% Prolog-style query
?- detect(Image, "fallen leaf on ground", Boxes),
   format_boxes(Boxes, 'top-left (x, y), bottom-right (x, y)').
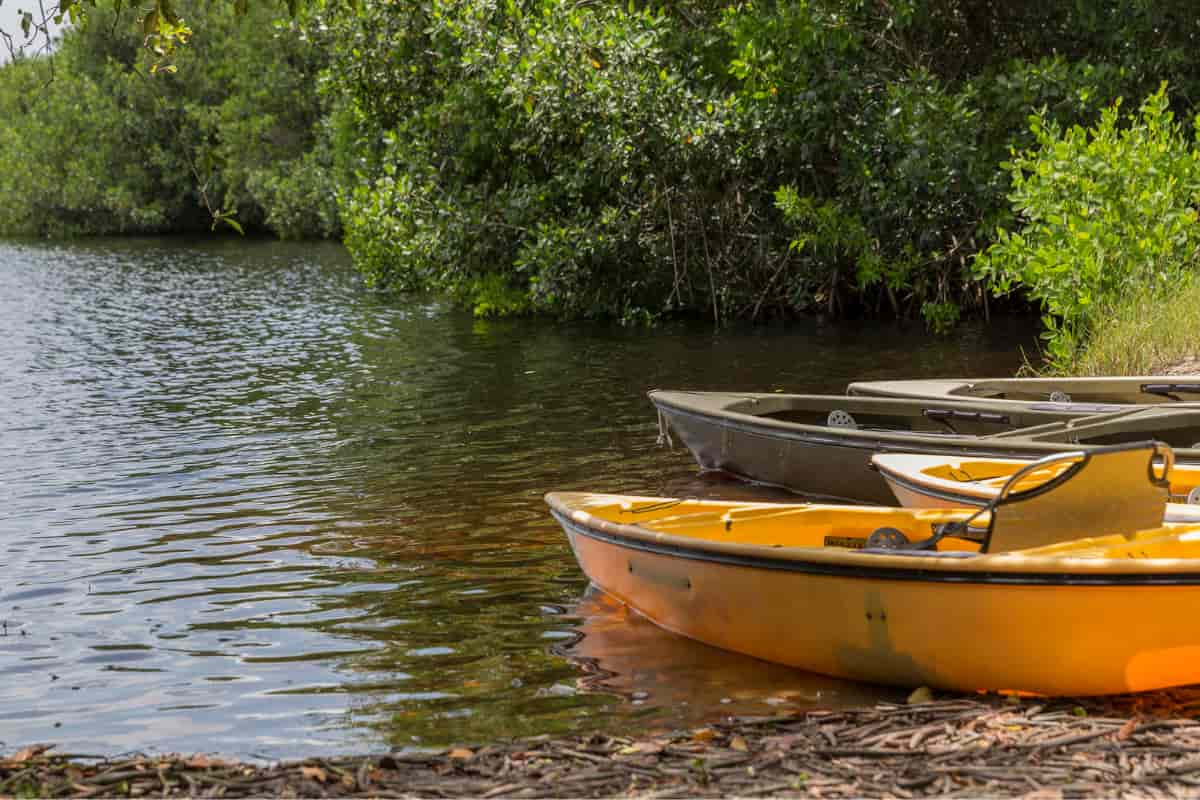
top-left (1117, 718), bottom-right (1139, 741)
top-left (1020, 789), bottom-right (1063, 800)
top-left (907, 686), bottom-right (933, 704)
top-left (729, 735), bottom-right (749, 752)
top-left (763, 734), bottom-right (806, 751)
top-left (13, 744), bottom-right (53, 762)
top-left (692, 728), bottom-right (716, 742)
top-left (449, 748), bottom-right (474, 760)
top-left (300, 765), bottom-right (328, 783)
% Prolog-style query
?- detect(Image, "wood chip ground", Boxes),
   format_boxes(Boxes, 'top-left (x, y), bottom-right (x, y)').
top-left (6, 690), bottom-right (1200, 797)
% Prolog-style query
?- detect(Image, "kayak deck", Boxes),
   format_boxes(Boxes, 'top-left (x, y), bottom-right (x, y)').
top-left (571, 495), bottom-right (986, 552)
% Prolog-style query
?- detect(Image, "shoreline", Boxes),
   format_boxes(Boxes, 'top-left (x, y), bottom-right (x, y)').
top-left (6, 692), bottom-right (1200, 797)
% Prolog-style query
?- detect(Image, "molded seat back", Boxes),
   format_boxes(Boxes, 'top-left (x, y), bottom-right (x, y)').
top-left (984, 441), bottom-right (1170, 553)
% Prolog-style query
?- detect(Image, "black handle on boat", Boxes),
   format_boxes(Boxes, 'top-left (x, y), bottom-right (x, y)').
top-left (1142, 383), bottom-right (1200, 400)
top-left (992, 450), bottom-right (1089, 505)
top-left (923, 408), bottom-right (1011, 425)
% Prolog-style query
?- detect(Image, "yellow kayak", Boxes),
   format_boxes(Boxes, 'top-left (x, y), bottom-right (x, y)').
top-left (872, 452), bottom-right (1200, 523)
top-left (547, 442), bottom-right (1200, 696)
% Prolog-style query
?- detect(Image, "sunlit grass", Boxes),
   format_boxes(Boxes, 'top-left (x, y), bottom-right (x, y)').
top-left (1050, 277), bottom-right (1200, 376)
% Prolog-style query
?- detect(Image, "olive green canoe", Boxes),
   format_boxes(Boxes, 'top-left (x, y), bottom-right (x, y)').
top-left (846, 376), bottom-right (1200, 405)
top-left (649, 390), bottom-right (1200, 503)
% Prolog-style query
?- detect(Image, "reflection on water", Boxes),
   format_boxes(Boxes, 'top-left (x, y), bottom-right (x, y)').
top-left (0, 238), bottom-right (1033, 758)
top-left (565, 590), bottom-right (904, 731)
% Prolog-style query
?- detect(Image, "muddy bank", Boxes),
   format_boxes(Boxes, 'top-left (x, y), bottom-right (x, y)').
top-left (1163, 359), bottom-right (1200, 376)
top-left (6, 691), bottom-right (1200, 797)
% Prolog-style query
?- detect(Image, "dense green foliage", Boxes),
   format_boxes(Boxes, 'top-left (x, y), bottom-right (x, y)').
top-left (7, 0), bottom-right (1200, 337)
top-left (329, 0), bottom-right (1200, 323)
top-left (0, 2), bottom-right (339, 237)
top-left (977, 86), bottom-right (1200, 369)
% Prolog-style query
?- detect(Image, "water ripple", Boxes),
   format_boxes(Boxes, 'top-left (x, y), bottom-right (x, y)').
top-left (0, 238), bottom-right (1034, 758)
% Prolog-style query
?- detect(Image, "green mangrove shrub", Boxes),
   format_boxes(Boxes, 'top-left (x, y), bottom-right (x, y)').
top-left (336, 0), bottom-right (745, 321)
top-left (0, 2), bottom-right (339, 238)
top-left (975, 85), bottom-right (1200, 368)
top-left (335, 0), bottom-right (1197, 326)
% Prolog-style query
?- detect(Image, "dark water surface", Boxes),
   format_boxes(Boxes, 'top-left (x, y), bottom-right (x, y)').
top-left (0, 239), bottom-right (1034, 758)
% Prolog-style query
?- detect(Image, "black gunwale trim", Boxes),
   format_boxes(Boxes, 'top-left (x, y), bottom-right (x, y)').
top-left (552, 509), bottom-right (1200, 587)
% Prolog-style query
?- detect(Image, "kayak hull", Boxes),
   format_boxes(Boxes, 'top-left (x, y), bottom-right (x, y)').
top-left (549, 492), bottom-right (1200, 696)
top-left (660, 398), bottom-right (904, 503)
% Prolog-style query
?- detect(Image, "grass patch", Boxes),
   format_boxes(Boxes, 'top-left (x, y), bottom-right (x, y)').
top-left (1045, 277), bottom-right (1200, 376)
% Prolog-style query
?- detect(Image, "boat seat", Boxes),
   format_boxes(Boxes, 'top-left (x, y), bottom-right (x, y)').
top-left (862, 441), bottom-right (1172, 555)
top-left (981, 441), bottom-right (1170, 553)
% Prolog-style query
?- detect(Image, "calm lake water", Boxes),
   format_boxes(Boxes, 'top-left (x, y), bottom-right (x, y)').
top-left (0, 239), bottom-right (1034, 759)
